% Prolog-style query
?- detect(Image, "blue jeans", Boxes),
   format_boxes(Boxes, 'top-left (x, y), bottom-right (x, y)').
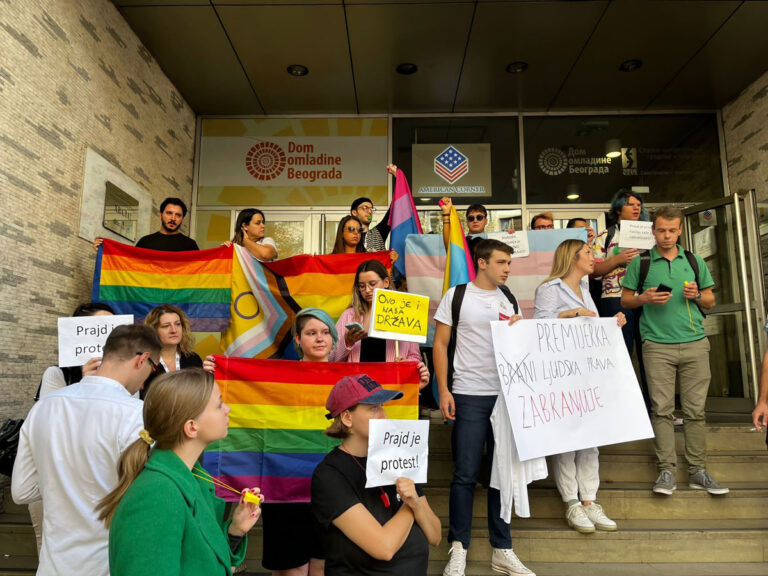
top-left (449, 393), bottom-right (511, 549)
top-left (600, 297), bottom-right (650, 411)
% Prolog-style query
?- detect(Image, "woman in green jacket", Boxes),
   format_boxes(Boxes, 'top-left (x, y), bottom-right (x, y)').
top-left (97, 368), bottom-right (262, 576)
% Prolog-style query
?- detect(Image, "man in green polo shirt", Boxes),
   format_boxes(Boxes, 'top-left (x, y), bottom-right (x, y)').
top-left (621, 206), bottom-right (728, 497)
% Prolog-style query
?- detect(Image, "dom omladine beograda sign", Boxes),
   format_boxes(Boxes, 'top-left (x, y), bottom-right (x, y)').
top-left (491, 318), bottom-right (653, 461)
top-left (58, 315), bottom-right (134, 367)
top-left (368, 289), bottom-right (429, 344)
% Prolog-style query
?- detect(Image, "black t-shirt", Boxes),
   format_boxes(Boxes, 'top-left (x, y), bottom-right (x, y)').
top-left (360, 337), bottom-right (387, 362)
top-left (135, 231), bottom-right (199, 251)
top-left (311, 448), bottom-right (428, 576)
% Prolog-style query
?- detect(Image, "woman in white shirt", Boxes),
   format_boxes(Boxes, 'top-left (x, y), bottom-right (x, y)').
top-left (534, 239), bottom-right (626, 534)
top-left (232, 208), bottom-right (278, 262)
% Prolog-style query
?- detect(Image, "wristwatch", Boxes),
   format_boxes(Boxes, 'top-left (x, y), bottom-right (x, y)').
top-left (694, 291), bottom-right (702, 301)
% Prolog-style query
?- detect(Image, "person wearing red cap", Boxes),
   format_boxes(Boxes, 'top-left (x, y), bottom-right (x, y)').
top-left (311, 375), bottom-right (441, 576)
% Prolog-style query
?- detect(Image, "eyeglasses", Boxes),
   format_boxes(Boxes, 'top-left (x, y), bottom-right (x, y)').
top-left (137, 352), bottom-right (158, 373)
top-left (357, 205), bottom-right (375, 213)
top-left (534, 224), bottom-right (554, 230)
top-left (466, 214), bottom-right (485, 222)
top-left (357, 281), bottom-right (382, 293)
top-left (345, 226), bottom-right (364, 233)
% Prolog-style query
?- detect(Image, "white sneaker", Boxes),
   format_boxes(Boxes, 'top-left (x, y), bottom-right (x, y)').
top-left (491, 547), bottom-right (535, 576)
top-left (583, 502), bottom-right (617, 531)
top-left (565, 502), bottom-right (595, 534)
top-left (443, 541), bottom-right (467, 576)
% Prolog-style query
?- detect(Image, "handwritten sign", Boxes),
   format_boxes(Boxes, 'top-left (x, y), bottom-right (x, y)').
top-left (487, 231), bottom-right (530, 258)
top-left (58, 315), bottom-right (134, 367)
top-left (491, 318), bottom-right (652, 461)
top-left (618, 220), bottom-right (655, 250)
top-left (365, 419), bottom-right (430, 488)
top-left (368, 288), bottom-right (429, 343)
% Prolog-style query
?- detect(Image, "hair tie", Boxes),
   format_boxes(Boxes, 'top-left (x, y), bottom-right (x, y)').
top-left (139, 429), bottom-right (154, 445)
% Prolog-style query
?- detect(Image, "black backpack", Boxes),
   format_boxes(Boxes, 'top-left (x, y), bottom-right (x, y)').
top-left (446, 283), bottom-right (519, 391)
top-left (637, 250), bottom-right (706, 316)
top-left (0, 419), bottom-right (24, 477)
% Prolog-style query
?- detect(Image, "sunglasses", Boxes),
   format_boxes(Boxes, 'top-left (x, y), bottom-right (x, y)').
top-left (346, 226), bottom-right (364, 233)
top-left (466, 215), bottom-right (485, 222)
top-left (137, 352), bottom-right (158, 373)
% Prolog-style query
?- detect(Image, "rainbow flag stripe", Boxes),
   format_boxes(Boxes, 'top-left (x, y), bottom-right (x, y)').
top-left (92, 239), bottom-right (233, 331)
top-left (201, 356), bottom-right (420, 503)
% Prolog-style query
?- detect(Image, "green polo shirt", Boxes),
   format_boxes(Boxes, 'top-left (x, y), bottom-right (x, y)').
top-left (622, 245), bottom-right (714, 344)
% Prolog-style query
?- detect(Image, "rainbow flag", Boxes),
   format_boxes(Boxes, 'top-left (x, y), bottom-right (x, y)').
top-left (201, 356), bottom-right (420, 502)
top-left (387, 169), bottom-right (423, 280)
top-left (442, 204), bottom-right (476, 295)
top-left (92, 239), bottom-right (233, 331)
top-left (221, 248), bottom-right (393, 358)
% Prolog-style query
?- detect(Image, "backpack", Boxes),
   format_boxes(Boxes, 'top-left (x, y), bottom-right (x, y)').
top-left (446, 283), bottom-right (519, 391)
top-left (637, 250), bottom-right (706, 316)
top-left (0, 419), bottom-right (24, 476)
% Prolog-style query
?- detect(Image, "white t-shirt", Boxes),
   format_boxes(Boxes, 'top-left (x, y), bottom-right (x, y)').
top-left (434, 282), bottom-right (519, 396)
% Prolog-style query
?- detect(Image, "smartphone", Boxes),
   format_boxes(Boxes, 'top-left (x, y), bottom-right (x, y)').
top-left (656, 283), bottom-right (673, 293)
top-left (345, 322), bottom-right (364, 332)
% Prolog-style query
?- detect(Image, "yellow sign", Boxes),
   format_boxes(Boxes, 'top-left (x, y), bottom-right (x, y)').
top-left (369, 289), bottom-right (429, 344)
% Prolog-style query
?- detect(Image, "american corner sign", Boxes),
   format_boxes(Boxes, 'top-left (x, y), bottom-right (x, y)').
top-left (412, 143), bottom-right (492, 197)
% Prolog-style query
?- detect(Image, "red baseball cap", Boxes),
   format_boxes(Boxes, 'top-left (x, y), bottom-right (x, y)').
top-left (325, 374), bottom-right (403, 419)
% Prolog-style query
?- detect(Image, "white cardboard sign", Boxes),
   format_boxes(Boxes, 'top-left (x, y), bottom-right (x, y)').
top-left (491, 318), bottom-right (653, 461)
top-left (487, 231), bottom-right (530, 258)
top-left (365, 419), bottom-right (430, 488)
top-left (57, 315), bottom-right (134, 367)
top-left (618, 220), bottom-right (655, 250)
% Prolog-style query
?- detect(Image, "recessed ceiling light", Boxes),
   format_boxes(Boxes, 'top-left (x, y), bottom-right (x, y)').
top-left (566, 193), bottom-right (580, 200)
top-left (618, 59), bottom-right (642, 72)
top-left (505, 61), bottom-right (528, 74)
top-left (605, 138), bottom-right (622, 158)
top-left (287, 64), bottom-right (309, 77)
top-left (396, 63), bottom-right (418, 75)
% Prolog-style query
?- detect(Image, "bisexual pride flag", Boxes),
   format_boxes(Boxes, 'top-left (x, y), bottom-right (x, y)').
top-left (387, 168), bottom-right (423, 280)
top-left (92, 239), bottom-right (233, 331)
top-left (201, 356), bottom-right (420, 502)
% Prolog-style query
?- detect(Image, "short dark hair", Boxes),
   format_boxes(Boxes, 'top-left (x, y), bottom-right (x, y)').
top-left (466, 204), bottom-right (487, 217)
top-left (652, 206), bottom-right (684, 225)
top-left (72, 302), bottom-right (115, 317)
top-left (160, 197), bottom-right (188, 217)
top-left (102, 325), bottom-right (161, 362)
top-left (474, 238), bottom-right (513, 269)
top-left (566, 218), bottom-right (588, 228)
top-left (530, 212), bottom-right (553, 229)
top-left (350, 197), bottom-right (374, 213)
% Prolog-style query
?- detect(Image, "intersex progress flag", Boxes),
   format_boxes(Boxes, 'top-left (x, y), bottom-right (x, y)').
top-left (221, 248), bottom-right (393, 358)
top-left (201, 356), bottom-right (421, 502)
top-left (387, 168), bottom-right (423, 280)
top-left (92, 239), bottom-right (233, 331)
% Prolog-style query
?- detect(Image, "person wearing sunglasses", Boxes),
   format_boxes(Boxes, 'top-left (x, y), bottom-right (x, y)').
top-left (332, 215), bottom-right (367, 255)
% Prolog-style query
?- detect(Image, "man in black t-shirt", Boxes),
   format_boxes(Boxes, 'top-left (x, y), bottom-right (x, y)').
top-left (94, 197), bottom-right (198, 252)
top-left (135, 197), bottom-right (198, 251)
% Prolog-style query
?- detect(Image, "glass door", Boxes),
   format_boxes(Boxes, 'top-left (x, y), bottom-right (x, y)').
top-left (682, 191), bottom-right (765, 411)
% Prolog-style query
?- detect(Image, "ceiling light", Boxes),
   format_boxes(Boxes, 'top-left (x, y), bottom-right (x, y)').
top-left (605, 138), bottom-right (622, 158)
top-left (566, 193), bottom-right (580, 200)
top-left (566, 184), bottom-right (580, 200)
top-left (618, 59), bottom-right (642, 72)
top-left (396, 63), bottom-right (418, 75)
top-left (287, 64), bottom-right (309, 77)
top-left (505, 61), bottom-right (528, 74)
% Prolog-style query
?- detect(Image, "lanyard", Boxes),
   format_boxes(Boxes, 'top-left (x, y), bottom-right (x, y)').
top-left (340, 446), bottom-right (391, 508)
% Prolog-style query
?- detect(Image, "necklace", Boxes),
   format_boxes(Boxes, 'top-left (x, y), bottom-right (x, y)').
top-left (340, 445), bottom-right (391, 508)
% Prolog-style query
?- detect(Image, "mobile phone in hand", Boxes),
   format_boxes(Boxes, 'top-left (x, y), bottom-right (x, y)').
top-left (656, 283), bottom-right (673, 293)
top-left (345, 322), bottom-right (364, 332)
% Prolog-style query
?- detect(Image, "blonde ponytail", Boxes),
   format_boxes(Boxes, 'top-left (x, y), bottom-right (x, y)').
top-left (96, 438), bottom-right (151, 527)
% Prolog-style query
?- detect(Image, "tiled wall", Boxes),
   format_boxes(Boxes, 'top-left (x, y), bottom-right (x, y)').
top-left (0, 0), bottom-right (195, 419)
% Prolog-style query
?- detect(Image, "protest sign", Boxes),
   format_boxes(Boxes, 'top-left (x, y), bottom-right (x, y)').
top-left (58, 315), bottom-right (134, 367)
top-left (618, 220), bottom-right (655, 250)
top-left (487, 231), bottom-right (530, 258)
top-left (365, 419), bottom-right (430, 488)
top-left (491, 318), bottom-right (653, 461)
top-left (368, 288), bottom-right (429, 343)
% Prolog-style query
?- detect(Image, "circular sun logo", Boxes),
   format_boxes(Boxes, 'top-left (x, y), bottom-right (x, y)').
top-left (538, 147), bottom-right (568, 176)
top-left (245, 142), bottom-right (286, 181)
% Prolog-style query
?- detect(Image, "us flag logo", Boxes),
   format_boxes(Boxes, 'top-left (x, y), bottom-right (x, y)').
top-left (434, 146), bottom-right (469, 184)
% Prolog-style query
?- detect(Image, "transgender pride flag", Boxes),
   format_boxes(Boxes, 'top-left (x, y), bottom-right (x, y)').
top-left (387, 168), bottom-right (423, 279)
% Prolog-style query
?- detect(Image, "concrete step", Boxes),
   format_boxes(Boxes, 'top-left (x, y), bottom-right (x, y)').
top-left (426, 561), bottom-right (768, 576)
top-left (427, 422), bottom-right (766, 455)
top-left (426, 518), bottom-right (768, 563)
top-left (426, 452), bottom-right (768, 484)
top-left (424, 482), bottom-right (768, 520)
